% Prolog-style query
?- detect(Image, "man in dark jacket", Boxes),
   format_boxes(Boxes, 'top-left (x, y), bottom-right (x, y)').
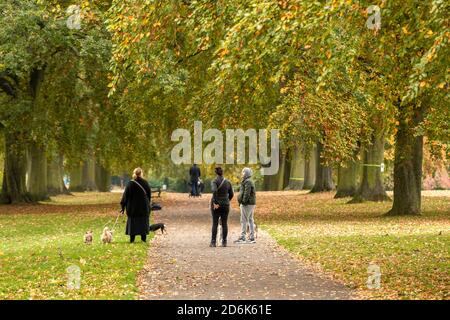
top-left (120, 168), bottom-right (151, 243)
top-left (210, 167), bottom-right (234, 247)
top-left (235, 167), bottom-right (256, 243)
top-left (189, 163), bottom-right (201, 197)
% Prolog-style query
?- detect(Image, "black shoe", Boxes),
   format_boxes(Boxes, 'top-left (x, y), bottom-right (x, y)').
top-left (234, 237), bottom-right (246, 244)
top-left (209, 242), bottom-right (216, 247)
top-left (222, 241), bottom-right (227, 247)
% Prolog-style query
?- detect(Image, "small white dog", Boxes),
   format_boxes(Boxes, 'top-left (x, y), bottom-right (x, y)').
top-left (84, 230), bottom-right (93, 244)
top-left (101, 227), bottom-right (113, 244)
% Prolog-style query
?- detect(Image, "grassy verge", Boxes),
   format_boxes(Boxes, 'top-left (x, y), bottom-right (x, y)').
top-left (0, 192), bottom-right (151, 300)
top-left (256, 191), bottom-right (450, 300)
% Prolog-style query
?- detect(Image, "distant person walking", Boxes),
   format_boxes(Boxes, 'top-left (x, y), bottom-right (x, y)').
top-left (120, 168), bottom-right (151, 243)
top-left (210, 167), bottom-right (234, 247)
top-left (189, 163), bottom-right (201, 197)
top-left (235, 167), bottom-right (256, 244)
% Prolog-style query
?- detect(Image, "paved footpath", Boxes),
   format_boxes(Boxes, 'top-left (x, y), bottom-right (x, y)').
top-left (138, 193), bottom-right (352, 300)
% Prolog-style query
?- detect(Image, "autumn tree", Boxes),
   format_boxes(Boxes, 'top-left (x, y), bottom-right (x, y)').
top-left (0, 0), bottom-right (116, 201)
top-left (310, 0), bottom-right (448, 214)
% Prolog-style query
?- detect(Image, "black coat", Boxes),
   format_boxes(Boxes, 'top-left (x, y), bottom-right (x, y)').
top-left (211, 176), bottom-right (234, 207)
top-left (189, 165), bottom-right (201, 181)
top-left (120, 177), bottom-right (151, 235)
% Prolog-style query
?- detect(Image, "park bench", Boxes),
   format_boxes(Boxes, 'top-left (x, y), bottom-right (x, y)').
top-left (150, 186), bottom-right (162, 197)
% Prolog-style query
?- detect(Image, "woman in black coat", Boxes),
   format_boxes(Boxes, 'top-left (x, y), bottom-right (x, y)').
top-left (120, 168), bottom-right (151, 243)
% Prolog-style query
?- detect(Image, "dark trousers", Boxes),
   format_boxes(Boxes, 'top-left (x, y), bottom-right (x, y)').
top-left (130, 234), bottom-right (147, 243)
top-left (191, 179), bottom-right (199, 196)
top-left (211, 205), bottom-right (229, 243)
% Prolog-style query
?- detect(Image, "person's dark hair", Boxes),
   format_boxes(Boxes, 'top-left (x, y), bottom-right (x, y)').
top-left (215, 167), bottom-right (223, 176)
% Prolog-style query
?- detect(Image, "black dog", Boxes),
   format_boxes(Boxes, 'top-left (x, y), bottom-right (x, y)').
top-left (151, 202), bottom-right (162, 211)
top-left (149, 223), bottom-right (166, 234)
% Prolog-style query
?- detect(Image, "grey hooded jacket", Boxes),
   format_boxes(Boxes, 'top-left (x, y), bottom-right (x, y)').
top-left (238, 168), bottom-right (256, 205)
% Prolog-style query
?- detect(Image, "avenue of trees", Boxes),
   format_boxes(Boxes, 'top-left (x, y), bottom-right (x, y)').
top-left (0, 0), bottom-right (122, 202)
top-left (0, 0), bottom-right (448, 216)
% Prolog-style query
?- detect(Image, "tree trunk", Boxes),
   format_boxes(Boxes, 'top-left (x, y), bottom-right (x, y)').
top-left (82, 156), bottom-right (97, 191)
top-left (95, 163), bottom-right (111, 192)
top-left (386, 104), bottom-right (425, 216)
top-left (349, 133), bottom-right (390, 203)
top-left (335, 160), bottom-right (358, 198)
top-left (263, 174), bottom-right (276, 191)
top-left (263, 150), bottom-right (285, 191)
top-left (287, 146), bottom-right (305, 190)
top-left (276, 152), bottom-right (289, 190)
top-left (262, 175), bottom-right (268, 190)
top-left (47, 154), bottom-right (68, 195)
top-left (1, 133), bottom-right (32, 204)
top-left (310, 142), bottom-right (335, 192)
top-left (27, 142), bottom-right (49, 201)
top-left (303, 145), bottom-right (316, 189)
top-left (69, 163), bottom-right (83, 191)
top-left (47, 156), bottom-right (61, 195)
top-left (283, 151), bottom-right (291, 190)
top-left (59, 154), bottom-right (70, 194)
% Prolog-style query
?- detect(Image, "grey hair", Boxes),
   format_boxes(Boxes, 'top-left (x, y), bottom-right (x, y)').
top-left (242, 167), bottom-right (253, 179)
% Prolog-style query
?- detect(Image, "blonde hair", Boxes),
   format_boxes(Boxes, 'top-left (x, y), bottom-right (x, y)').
top-left (132, 167), bottom-right (143, 180)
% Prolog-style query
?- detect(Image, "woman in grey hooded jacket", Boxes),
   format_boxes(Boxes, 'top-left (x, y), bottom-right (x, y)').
top-left (235, 167), bottom-right (256, 243)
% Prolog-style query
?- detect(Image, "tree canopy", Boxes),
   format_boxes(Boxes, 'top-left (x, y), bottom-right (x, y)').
top-left (0, 0), bottom-right (448, 214)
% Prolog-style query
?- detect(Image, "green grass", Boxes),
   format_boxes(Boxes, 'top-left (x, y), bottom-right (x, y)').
top-left (256, 191), bottom-right (450, 300)
top-left (1, 191), bottom-right (448, 300)
top-left (0, 193), bottom-right (151, 300)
